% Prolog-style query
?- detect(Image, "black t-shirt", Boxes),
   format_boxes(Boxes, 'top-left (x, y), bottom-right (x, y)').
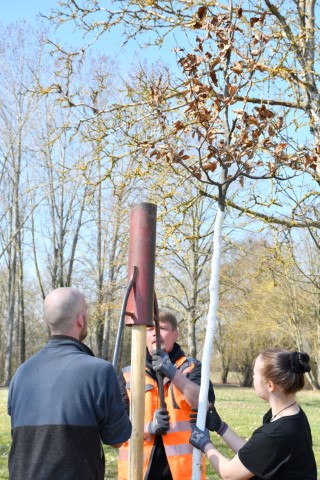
top-left (238, 408), bottom-right (317, 479)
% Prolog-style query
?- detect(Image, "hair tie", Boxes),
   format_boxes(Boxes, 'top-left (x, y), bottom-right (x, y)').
top-left (290, 352), bottom-right (311, 374)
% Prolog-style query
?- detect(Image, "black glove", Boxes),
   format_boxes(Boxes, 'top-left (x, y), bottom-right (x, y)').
top-left (148, 408), bottom-right (170, 435)
top-left (190, 403), bottom-right (228, 436)
top-left (189, 425), bottom-right (211, 453)
top-left (152, 349), bottom-right (177, 379)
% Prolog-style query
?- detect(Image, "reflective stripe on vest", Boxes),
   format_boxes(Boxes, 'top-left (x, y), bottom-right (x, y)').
top-left (165, 442), bottom-right (194, 456)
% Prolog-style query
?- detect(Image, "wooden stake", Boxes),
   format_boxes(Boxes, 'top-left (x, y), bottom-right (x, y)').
top-left (128, 324), bottom-right (147, 480)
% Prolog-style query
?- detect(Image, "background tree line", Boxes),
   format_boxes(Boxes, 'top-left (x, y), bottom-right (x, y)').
top-left (0, 0), bottom-right (319, 390)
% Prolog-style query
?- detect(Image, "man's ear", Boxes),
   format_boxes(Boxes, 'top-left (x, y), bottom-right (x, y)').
top-left (76, 313), bottom-right (84, 329)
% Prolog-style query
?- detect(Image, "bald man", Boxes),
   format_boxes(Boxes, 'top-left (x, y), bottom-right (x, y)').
top-left (8, 287), bottom-right (131, 480)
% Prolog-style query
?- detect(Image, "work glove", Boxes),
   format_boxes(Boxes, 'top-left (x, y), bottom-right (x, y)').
top-left (190, 403), bottom-right (228, 436)
top-left (189, 425), bottom-right (211, 453)
top-left (152, 349), bottom-right (177, 379)
top-left (148, 408), bottom-right (170, 435)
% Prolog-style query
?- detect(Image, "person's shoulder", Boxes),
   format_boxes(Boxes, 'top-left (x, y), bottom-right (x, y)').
top-left (177, 356), bottom-right (201, 373)
top-left (85, 355), bottom-right (115, 369)
top-left (285, 407), bottom-right (311, 430)
top-left (73, 352), bottom-right (116, 376)
top-left (13, 347), bottom-right (44, 370)
top-left (8, 348), bottom-right (45, 388)
top-left (81, 358), bottom-right (120, 388)
top-left (297, 406), bottom-right (309, 420)
top-left (258, 413), bottom-right (301, 439)
top-left (184, 356), bottom-right (201, 367)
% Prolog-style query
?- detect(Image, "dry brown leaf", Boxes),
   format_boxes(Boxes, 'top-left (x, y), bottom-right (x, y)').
top-left (250, 17), bottom-right (261, 27)
top-left (210, 70), bottom-right (218, 85)
top-left (259, 12), bottom-right (267, 24)
top-left (257, 105), bottom-right (275, 119)
top-left (198, 6), bottom-right (207, 21)
top-left (251, 49), bottom-right (261, 56)
top-left (228, 84), bottom-right (237, 96)
top-left (231, 62), bottom-right (243, 74)
top-left (172, 120), bottom-right (185, 132)
top-left (203, 162), bottom-right (218, 172)
top-left (275, 143), bottom-right (287, 154)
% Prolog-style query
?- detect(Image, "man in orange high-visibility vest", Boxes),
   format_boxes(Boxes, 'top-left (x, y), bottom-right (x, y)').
top-left (118, 309), bottom-right (215, 480)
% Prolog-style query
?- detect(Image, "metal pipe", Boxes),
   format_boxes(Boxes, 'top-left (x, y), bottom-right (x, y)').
top-left (112, 267), bottom-right (137, 370)
top-left (153, 294), bottom-right (166, 409)
top-left (124, 202), bottom-right (157, 480)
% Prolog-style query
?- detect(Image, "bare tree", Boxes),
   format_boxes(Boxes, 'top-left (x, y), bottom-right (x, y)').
top-left (0, 23), bottom-right (46, 384)
top-left (156, 185), bottom-right (214, 357)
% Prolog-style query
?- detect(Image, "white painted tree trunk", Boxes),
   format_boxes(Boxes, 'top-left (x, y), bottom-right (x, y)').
top-left (192, 205), bottom-right (225, 479)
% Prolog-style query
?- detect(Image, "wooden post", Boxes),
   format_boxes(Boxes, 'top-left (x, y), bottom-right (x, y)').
top-left (128, 325), bottom-right (147, 478)
top-left (125, 202), bottom-right (157, 480)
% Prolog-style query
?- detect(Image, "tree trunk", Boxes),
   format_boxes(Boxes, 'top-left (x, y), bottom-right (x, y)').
top-left (3, 259), bottom-right (16, 385)
top-left (18, 232), bottom-right (26, 364)
top-left (192, 202), bottom-right (225, 479)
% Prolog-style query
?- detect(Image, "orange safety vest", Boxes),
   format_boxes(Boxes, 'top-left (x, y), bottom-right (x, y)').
top-left (118, 356), bottom-right (206, 480)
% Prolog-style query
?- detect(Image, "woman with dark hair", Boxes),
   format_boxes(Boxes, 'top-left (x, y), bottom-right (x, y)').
top-left (190, 348), bottom-right (317, 479)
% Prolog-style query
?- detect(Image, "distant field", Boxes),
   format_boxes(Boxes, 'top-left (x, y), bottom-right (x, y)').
top-left (1, 386), bottom-right (319, 479)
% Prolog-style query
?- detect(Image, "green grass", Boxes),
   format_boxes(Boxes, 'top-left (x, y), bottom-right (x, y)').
top-left (0, 389), bottom-right (10, 480)
top-left (1, 387), bottom-right (319, 479)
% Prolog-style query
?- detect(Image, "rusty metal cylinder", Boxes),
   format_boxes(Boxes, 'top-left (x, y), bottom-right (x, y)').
top-left (125, 202), bottom-right (157, 327)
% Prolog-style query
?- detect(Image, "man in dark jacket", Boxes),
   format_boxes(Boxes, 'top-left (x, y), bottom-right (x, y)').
top-left (8, 287), bottom-right (132, 480)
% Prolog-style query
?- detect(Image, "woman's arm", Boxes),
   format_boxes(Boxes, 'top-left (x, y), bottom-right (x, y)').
top-left (204, 443), bottom-right (254, 480)
top-left (190, 425), bottom-right (252, 480)
top-left (220, 426), bottom-right (246, 453)
top-left (199, 403), bottom-right (246, 452)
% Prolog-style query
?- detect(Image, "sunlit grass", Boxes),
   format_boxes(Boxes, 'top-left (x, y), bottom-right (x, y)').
top-left (0, 388), bottom-right (10, 480)
top-left (1, 386), bottom-right (319, 479)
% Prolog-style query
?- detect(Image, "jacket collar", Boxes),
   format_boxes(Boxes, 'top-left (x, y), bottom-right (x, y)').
top-left (48, 335), bottom-right (95, 357)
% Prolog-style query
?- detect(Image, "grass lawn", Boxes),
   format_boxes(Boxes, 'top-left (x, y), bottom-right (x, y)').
top-left (1, 386), bottom-right (319, 479)
top-left (0, 389), bottom-right (10, 480)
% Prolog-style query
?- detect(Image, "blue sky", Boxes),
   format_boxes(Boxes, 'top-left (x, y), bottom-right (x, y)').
top-left (1, 0), bottom-right (100, 50)
top-left (1, 0), bottom-right (180, 69)
top-left (2, 0), bottom-right (57, 23)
